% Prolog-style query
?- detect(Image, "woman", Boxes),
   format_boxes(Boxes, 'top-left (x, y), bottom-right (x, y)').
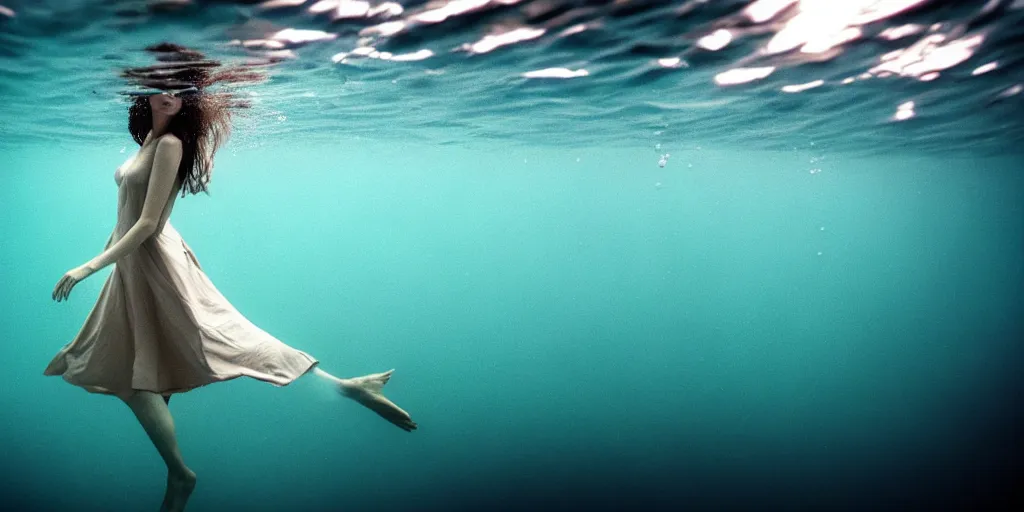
top-left (44, 44), bottom-right (417, 512)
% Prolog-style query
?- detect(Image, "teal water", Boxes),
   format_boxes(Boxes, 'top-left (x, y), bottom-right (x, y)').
top-left (2, 139), bottom-right (1022, 510)
top-left (3, 0), bottom-right (1024, 509)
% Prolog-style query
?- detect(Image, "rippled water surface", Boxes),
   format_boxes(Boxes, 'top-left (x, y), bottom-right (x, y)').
top-left (1, 0), bottom-right (1022, 154)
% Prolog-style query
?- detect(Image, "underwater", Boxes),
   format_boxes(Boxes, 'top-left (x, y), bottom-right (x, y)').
top-left (1, 1), bottom-right (1022, 511)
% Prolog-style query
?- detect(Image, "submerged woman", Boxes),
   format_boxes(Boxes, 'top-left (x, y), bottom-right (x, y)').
top-left (45, 44), bottom-right (416, 512)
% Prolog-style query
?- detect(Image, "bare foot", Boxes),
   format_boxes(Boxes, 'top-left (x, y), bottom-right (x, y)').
top-left (339, 370), bottom-right (418, 432)
top-left (160, 469), bottom-right (197, 512)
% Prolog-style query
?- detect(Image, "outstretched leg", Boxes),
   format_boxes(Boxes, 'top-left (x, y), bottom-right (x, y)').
top-left (122, 390), bottom-right (197, 512)
top-left (313, 367), bottom-right (417, 432)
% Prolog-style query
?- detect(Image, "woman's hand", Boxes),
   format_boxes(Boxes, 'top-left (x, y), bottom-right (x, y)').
top-left (52, 265), bottom-right (94, 302)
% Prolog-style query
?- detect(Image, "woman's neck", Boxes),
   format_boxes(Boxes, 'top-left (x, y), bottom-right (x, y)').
top-left (151, 114), bottom-right (171, 139)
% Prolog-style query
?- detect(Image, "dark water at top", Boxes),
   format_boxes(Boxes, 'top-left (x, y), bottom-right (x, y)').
top-left (0, 0), bottom-right (1022, 155)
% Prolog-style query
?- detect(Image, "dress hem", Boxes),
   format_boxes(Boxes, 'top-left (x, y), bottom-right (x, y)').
top-left (44, 359), bottom-right (320, 398)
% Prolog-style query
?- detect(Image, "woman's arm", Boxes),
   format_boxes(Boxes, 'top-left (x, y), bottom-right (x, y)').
top-left (53, 135), bottom-right (182, 302)
top-left (84, 136), bottom-right (182, 273)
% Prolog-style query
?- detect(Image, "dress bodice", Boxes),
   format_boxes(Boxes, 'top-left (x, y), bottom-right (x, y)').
top-left (111, 141), bottom-right (180, 240)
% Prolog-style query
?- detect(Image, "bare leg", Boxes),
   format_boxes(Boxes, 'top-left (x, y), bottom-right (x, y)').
top-left (313, 367), bottom-right (418, 432)
top-left (122, 391), bottom-right (197, 512)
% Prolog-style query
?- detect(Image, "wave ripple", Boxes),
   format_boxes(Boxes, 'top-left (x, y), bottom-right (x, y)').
top-left (0, 0), bottom-right (1021, 155)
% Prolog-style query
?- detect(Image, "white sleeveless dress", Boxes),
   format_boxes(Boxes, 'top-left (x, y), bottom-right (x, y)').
top-left (44, 141), bottom-right (319, 397)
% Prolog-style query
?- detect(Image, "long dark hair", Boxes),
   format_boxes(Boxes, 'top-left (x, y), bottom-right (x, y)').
top-left (121, 43), bottom-right (264, 197)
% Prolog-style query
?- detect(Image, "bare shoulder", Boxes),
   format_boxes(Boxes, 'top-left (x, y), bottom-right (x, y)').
top-left (155, 133), bottom-right (183, 152)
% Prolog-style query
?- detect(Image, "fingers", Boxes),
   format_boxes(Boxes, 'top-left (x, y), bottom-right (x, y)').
top-left (52, 275), bottom-right (76, 302)
top-left (63, 279), bottom-right (76, 301)
top-left (52, 276), bottom-right (66, 301)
